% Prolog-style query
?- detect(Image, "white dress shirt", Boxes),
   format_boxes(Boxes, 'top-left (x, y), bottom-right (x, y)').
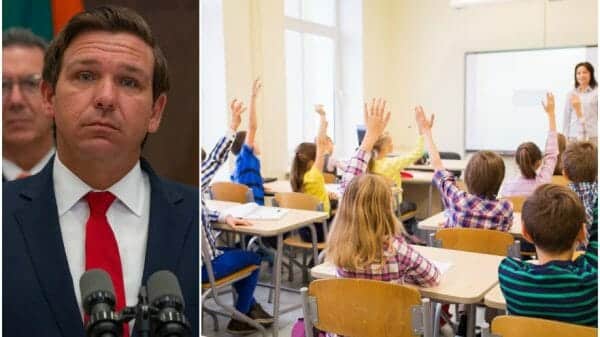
top-left (53, 155), bottom-right (150, 318)
top-left (3, 148), bottom-right (55, 180)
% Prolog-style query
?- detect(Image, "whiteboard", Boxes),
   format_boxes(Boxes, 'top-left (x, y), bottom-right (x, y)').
top-left (465, 46), bottom-right (597, 154)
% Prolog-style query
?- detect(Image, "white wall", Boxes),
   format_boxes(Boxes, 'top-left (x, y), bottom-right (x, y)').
top-left (367, 0), bottom-right (597, 155)
top-left (222, 0), bottom-right (288, 177)
top-left (218, 0), bottom-right (597, 177)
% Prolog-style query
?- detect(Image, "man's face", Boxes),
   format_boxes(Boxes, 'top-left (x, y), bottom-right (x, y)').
top-left (3, 46), bottom-right (53, 147)
top-left (42, 31), bottom-right (166, 162)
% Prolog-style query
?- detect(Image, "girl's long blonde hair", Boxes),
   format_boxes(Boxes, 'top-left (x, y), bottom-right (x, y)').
top-left (326, 173), bottom-right (403, 270)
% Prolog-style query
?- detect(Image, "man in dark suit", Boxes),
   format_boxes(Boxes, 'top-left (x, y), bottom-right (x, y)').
top-left (3, 28), bottom-right (54, 181)
top-left (3, 6), bottom-right (198, 337)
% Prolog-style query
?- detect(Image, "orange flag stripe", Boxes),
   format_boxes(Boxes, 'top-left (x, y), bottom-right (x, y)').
top-left (51, 0), bottom-right (84, 35)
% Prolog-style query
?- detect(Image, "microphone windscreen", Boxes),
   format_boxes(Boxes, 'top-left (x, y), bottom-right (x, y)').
top-left (147, 270), bottom-right (184, 307)
top-left (80, 268), bottom-right (115, 301)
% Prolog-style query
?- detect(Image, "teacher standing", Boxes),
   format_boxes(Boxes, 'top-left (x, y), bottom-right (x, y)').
top-left (563, 62), bottom-right (598, 145)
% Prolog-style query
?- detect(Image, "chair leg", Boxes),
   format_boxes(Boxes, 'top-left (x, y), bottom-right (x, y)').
top-left (287, 246), bottom-right (295, 282)
top-left (301, 250), bottom-right (308, 283)
top-left (202, 306), bottom-right (220, 331)
top-left (433, 302), bottom-right (441, 337)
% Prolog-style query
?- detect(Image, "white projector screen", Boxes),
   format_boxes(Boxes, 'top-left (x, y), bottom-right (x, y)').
top-left (465, 46), bottom-right (597, 153)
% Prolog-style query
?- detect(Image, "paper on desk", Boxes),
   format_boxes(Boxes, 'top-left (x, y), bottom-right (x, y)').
top-left (224, 202), bottom-right (288, 220)
top-left (431, 260), bottom-right (452, 275)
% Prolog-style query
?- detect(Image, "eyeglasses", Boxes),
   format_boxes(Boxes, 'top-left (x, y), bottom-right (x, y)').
top-left (3, 74), bottom-right (42, 99)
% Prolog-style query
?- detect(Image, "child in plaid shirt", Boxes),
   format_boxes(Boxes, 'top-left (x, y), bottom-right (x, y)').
top-left (326, 99), bottom-right (440, 287)
top-left (418, 105), bottom-right (514, 231)
top-left (562, 141), bottom-right (597, 226)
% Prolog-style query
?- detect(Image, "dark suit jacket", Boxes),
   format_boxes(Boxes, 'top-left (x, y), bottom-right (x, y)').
top-left (3, 157), bottom-right (199, 337)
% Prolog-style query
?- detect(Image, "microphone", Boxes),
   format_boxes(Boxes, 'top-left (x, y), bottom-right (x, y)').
top-left (80, 269), bottom-right (122, 337)
top-left (147, 271), bottom-right (191, 337)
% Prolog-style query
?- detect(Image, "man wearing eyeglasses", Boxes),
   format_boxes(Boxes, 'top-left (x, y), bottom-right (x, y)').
top-left (3, 28), bottom-right (54, 181)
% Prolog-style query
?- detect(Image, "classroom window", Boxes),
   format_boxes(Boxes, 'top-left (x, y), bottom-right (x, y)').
top-left (284, 0), bottom-right (338, 159)
top-left (200, 0), bottom-right (229, 181)
top-left (284, 0), bottom-right (363, 160)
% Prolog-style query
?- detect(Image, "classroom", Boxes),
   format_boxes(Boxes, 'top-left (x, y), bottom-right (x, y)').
top-left (201, 1), bottom-right (598, 337)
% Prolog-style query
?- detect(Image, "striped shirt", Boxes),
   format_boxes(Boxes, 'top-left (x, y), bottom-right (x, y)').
top-left (231, 144), bottom-right (265, 205)
top-left (201, 130), bottom-right (235, 260)
top-left (500, 130), bottom-right (559, 197)
top-left (433, 170), bottom-right (514, 231)
top-left (498, 207), bottom-right (598, 327)
top-left (335, 148), bottom-right (440, 287)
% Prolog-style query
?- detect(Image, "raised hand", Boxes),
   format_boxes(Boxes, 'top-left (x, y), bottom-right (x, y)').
top-left (315, 104), bottom-right (327, 116)
top-left (252, 78), bottom-right (262, 98)
top-left (542, 92), bottom-right (557, 131)
top-left (542, 92), bottom-right (555, 116)
top-left (415, 105), bottom-right (435, 135)
top-left (314, 104), bottom-right (329, 172)
top-left (364, 98), bottom-right (391, 137)
top-left (415, 105), bottom-right (443, 171)
top-left (230, 99), bottom-right (246, 132)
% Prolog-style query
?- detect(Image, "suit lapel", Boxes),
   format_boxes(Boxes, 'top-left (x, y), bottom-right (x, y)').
top-left (141, 159), bottom-right (193, 281)
top-left (14, 158), bottom-right (84, 336)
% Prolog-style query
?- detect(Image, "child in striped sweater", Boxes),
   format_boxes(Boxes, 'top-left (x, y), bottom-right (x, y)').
top-left (498, 184), bottom-right (597, 326)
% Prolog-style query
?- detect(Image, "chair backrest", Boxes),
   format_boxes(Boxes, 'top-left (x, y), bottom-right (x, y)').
top-left (302, 278), bottom-right (430, 337)
top-left (503, 195), bottom-right (527, 212)
top-left (434, 228), bottom-right (516, 256)
top-left (209, 181), bottom-right (253, 203)
top-left (274, 192), bottom-right (321, 211)
top-left (551, 175), bottom-right (571, 186)
top-left (323, 173), bottom-right (337, 184)
top-left (491, 315), bottom-right (597, 337)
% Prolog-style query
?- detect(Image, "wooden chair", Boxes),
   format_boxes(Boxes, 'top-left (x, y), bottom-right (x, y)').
top-left (323, 172), bottom-right (337, 184)
top-left (491, 315), bottom-right (597, 337)
top-left (201, 229), bottom-right (266, 337)
top-left (430, 228), bottom-right (519, 257)
top-left (274, 192), bottom-right (326, 283)
top-left (301, 278), bottom-right (433, 337)
top-left (551, 175), bottom-right (571, 186)
top-left (209, 181), bottom-right (254, 203)
top-left (503, 195), bottom-right (526, 212)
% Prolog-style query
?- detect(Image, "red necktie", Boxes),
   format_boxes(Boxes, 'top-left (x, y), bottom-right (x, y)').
top-left (16, 171), bottom-right (30, 179)
top-left (84, 191), bottom-right (129, 337)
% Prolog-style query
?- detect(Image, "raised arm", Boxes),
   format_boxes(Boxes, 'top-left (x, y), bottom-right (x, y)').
top-left (313, 104), bottom-right (329, 172)
top-left (538, 92), bottom-right (559, 182)
top-left (340, 98), bottom-right (390, 193)
top-left (246, 78), bottom-right (262, 149)
top-left (201, 99), bottom-right (246, 192)
top-left (415, 106), bottom-right (442, 171)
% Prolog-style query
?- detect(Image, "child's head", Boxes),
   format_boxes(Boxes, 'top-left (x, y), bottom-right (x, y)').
top-left (231, 131), bottom-right (247, 155)
top-left (554, 133), bottom-right (567, 175)
top-left (562, 141), bottom-right (598, 183)
top-left (327, 174), bottom-right (400, 269)
top-left (522, 184), bottom-right (586, 254)
top-left (464, 151), bottom-right (505, 199)
top-left (290, 142), bottom-right (316, 192)
top-left (367, 133), bottom-right (393, 172)
top-left (515, 142), bottom-right (542, 179)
